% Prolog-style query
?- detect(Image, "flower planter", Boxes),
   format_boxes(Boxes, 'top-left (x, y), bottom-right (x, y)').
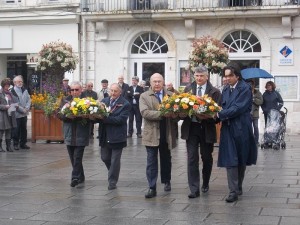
top-left (31, 108), bottom-right (64, 143)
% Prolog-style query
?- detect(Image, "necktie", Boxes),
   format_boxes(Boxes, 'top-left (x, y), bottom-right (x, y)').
top-left (197, 86), bottom-right (202, 96)
top-left (155, 92), bottom-right (161, 103)
top-left (230, 88), bottom-right (234, 95)
top-left (110, 98), bottom-right (116, 108)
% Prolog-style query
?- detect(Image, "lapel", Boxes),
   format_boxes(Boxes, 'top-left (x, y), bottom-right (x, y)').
top-left (224, 81), bottom-right (242, 107)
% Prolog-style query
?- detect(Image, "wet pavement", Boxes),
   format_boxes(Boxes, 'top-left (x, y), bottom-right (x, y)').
top-left (0, 124), bottom-right (300, 225)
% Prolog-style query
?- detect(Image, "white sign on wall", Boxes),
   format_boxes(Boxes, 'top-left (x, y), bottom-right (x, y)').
top-left (278, 44), bottom-right (293, 66)
top-left (0, 28), bottom-right (13, 49)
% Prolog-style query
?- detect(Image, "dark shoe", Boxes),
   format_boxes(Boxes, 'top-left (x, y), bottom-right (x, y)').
top-left (225, 194), bottom-right (238, 203)
top-left (164, 182), bottom-right (171, 192)
top-left (188, 191), bottom-right (200, 198)
top-left (70, 179), bottom-right (79, 187)
top-left (137, 134), bottom-right (142, 138)
top-left (237, 188), bottom-right (243, 196)
top-left (127, 134), bottom-right (132, 138)
top-left (0, 140), bottom-right (4, 152)
top-left (145, 189), bottom-right (157, 198)
top-left (5, 139), bottom-right (13, 152)
top-left (108, 184), bottom-right (117, 190)
top-left (78, 177), bottom-right (85, 184)
top-left (20, 145), bottom-right (30, 150)
top-left (201, 185), bottom-right (209, 193)
top-left (14, 145), bottom-right (19, 150)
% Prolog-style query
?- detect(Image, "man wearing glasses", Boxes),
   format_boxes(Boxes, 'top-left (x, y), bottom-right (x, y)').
top-left (59, 81), bottom-right (91, 187)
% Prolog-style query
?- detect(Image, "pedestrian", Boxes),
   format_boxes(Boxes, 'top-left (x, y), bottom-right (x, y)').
top-left (81, 82), bottom-right (98, 138)
top-left (98, 79), bottom-right (109, 101)
top-left (62, 78), bottom-right (71, 96)
top-left (58, 81), bottom-right (90, 187)
top-left (247, 80), bottom-right (263, 145)
top-left (181, 66), bottom-right (221, 198)
top-left (127, 76), bottom-right (144, 138)
top-left (98, 83), bottom-right (131, 190)
top-left (217, 65), bottom-right (257, 203)
top-left (166, 82), bottom-right (180, 94)
top-left (0, 78), bottom-right (17, 152)
top-left (139, 73), bottom-right (178, 198)
top-left (11, 75), bottom-right (31, 150)
top-left (117, 75), bottom-right (130, 98)
top-left (261, 81), bottom-right (283, 127)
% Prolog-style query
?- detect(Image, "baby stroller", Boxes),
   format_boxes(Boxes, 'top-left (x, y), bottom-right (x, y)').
top-left (261, 107), bottom-right (288, 150)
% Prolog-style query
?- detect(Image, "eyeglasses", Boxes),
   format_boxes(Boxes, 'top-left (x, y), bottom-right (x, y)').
top-left (70, 89), bottom-right (79, 91)
top-left (87, 85), bottom-right (93, 87)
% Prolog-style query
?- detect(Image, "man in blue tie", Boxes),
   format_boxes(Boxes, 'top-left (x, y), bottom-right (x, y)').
top-left (181, 66), bottom-right (221, 198)
top-left (98, 83), bottom-right (131, 190)
top-left (139, 73), bottom-right (178, 198)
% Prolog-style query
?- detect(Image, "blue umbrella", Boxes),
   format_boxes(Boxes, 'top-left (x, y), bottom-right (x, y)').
top-left (241, 68), bottom-right (274, 79)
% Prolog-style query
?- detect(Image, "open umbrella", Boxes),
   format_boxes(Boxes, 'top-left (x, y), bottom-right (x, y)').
top-left (241, 68), bottom-right (274, 79)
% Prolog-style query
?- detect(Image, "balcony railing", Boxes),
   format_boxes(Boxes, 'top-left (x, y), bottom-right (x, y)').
top-left (80, 0), bottom-right (299, 12)
top-left (0, 0), bottom-right (79, 8)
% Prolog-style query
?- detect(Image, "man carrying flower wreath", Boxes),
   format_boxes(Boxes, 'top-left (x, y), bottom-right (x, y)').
top-left (58, 81), bottom-right (91, 187)
top-left (181, 66), bottom-right (221, 198)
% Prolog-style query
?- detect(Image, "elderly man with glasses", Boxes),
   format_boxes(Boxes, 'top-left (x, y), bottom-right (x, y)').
top-left (58, 81), bottom-right (91, 187)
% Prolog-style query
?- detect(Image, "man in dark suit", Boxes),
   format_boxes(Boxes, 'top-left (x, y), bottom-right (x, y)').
top-left (117, 75), bottom-right (129, 98)
top-left (127, 76), bottom-right (144, 138)
top-left (99, 83), bottom-right (131, 190)
top-left (181, 66), bottom-right (221, 198)
top-left (217, 65), bottom-right (257, 203)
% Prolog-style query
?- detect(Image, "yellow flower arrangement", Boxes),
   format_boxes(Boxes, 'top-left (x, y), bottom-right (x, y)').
top-left (159, 93), bottom-right (221, 118)
top-left (60, 97), bottom-right (108, 119)
top-left (31, 92), bottom-right (63, 117)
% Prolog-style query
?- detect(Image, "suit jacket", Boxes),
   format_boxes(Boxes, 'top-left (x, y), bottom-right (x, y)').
top-left (98, 96), bottom-right (131, 147)
top-left (119, 82), bottom-right (130, 99)
top-left (217, 80), bottom-right (257, 167)
top-left (127, 85), bottom-right (144, 106)
top-left (181, 81), bottom-right (221, 143)
top-left (139, 88), bottom-right (178, 149)
top-left (81, 90), bottom-right (98, 100)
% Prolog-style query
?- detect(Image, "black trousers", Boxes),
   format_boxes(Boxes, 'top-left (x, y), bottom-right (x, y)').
top-left (186, 122), bottom-right (214, 193)
top-left (128, 104), bottom-right (142, 135)
top-left (12, 116), bottom-right (28, 146)
top-left (67, 145), bottom-right (85, 181)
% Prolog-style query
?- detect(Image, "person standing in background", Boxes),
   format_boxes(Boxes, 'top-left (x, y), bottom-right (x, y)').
top-left (62, 78), bottom-right (71, 96)
top-left (117, 75), bottom-right (129, 98)
top-left (247, 80), bottom-right (263, 145)
top-left (11, 75), bottom-right (31, 150)
top-left (166, 82), bottom-right (180, 95)
top-left (98, 79), bottom-right (109, 101)
top-left (127, 76), bottom-right (144, 138)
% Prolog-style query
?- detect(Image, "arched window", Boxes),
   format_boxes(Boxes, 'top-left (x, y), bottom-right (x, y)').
top-left (222, 30), bottom-right (261, 53)
top-left (131, 32), bottom-right (168, 54)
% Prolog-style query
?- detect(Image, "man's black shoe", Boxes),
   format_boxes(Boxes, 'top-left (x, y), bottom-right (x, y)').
top-left (137, 134), bottom-right (142, 138)
top-left (237, 188), bottom-right (243, 196)
top-left (188, 191), bottom-right (200, 198)
top-left (225, 194), bottom-right (238, 203)
top-left (78, 177), bottom-right (85, 184)
top-left (108, 184), bottom-right (117, 190)
top-left (70, 179), bottom-right (79, 187)
top-left (20, 145), bottom-right (30, 150)
top-left (164, 182), bottom-right (171, 192)
top-left (145, 189), bottom-right (157, 198)
top-left (201, 185), bottom-right (209, 193)
top-left (14, 145), bottom-right (19, 150)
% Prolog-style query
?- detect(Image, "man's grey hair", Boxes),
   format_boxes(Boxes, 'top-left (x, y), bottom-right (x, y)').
top-left (70, 81), bottom-right (82, 87)
top-left (194, 66), bottom-right (209, 75)
top-left (13, 75), bottom-right (23, 82)
top-left (132, 76), bottom-right (139, 82)
top-left (110, 83), bottom-right (122, 91)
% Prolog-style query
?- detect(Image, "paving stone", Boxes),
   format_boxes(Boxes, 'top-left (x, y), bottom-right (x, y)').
top-left (0, 219), bottom-right (45, 225)
top-left (261, 208), bottom-right (300, 217)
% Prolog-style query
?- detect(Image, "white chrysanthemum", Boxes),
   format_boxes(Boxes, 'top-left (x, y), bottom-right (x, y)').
top-left (93, 107), bottom-right (98, 112)
top-left (71, 101), bottom-right (76, 106)
top-left (189, 102), bottom-right (194, 106)
top-left (206, 99), bottom-right (211, 103)
top-left (175, 98), bottom-right (180, 103)
top-left (181, 98), bottom-right (189, 104)
top-left (88, 106), bottom-right (93, 111)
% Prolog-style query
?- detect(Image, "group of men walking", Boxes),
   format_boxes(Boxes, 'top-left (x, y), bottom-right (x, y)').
top-left (60, 63), bottom-right (257, 203)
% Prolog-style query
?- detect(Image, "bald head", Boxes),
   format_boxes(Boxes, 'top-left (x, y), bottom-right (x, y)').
top-left (150, 73), bottom-right (164, 93)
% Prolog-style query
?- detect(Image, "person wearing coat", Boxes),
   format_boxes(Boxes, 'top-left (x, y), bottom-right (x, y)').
top-left (58, 81), bottom-right (91, 188)
top-left (181, 66), bottom-right (221, 198)
top-left (98, 83), bottom-right (131, 190)
top-left (217, 65), bottom-right (257, 203)
top-left (261, 81), bottom-right (283, 127)
top-left (0, 78), bottom-right (17, 152)
top-left (247, 80), bottom-right (263, 145)
top-left (139, 73), bottom-right (178, 198)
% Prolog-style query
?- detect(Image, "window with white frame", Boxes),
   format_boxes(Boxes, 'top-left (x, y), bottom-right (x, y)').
top-left (131, 32), bottom-right (168, 54)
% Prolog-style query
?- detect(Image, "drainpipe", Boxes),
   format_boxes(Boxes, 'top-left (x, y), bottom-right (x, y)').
top-left (82, 16), bottom-right (87, 83)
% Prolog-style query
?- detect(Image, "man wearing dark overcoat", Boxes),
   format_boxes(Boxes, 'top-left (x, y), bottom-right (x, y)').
top-left (217, 65), bottom-right (257, 203)
top-left (59, 81), bottom-right (91, 187)
top-left (181, 66), bottom-right (221, 198)
top-left (127, 76), bottom-right (144, 138)
top-left (98, 83), bottom-right (131, 190)
top-left (139, 73), bottom-right (178, 198)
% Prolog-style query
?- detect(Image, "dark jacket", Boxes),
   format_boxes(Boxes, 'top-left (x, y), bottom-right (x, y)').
top-left (251, 89), bottom-right (263, 119)
top-left (0, 89), bottom-right (17, 130)
top-left (261, 90), bottom-right (283, 115)
top-left (127, 85), bottom-right (144, 106)
top-left (181, 81), bottom-right (221, 143)
top-left (217, 80), bottom-right (257, 167)
top-left (58, 95), bottom-right (91, 147)
top-left (81, 90), bottom-right (98, 100)
top-left (98, 96), bottom-right (131, 147)
top-left (119, 82), bottom-right (130, 99)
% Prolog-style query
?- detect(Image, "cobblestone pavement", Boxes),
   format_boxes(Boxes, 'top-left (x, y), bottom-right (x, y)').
top-left (0, 128), bottom-right (300, 225)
